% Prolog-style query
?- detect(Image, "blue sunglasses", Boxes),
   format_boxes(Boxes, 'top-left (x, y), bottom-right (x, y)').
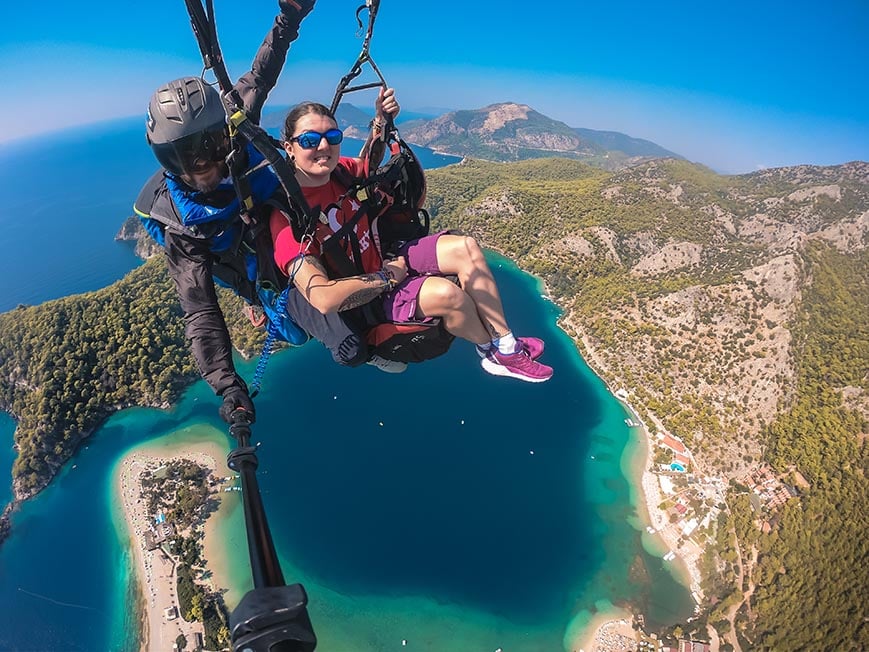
top-left (289, 128), bottom-right (344, 149)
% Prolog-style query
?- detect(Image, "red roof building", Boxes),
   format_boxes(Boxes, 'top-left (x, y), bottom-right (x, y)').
top-left (660, 434), bottom-right (688, 454)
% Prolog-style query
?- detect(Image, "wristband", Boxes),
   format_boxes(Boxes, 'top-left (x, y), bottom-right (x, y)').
top-left (375, 270), bottom-right (392, 291)
top-left (377, 269), bottom-right (399, 290)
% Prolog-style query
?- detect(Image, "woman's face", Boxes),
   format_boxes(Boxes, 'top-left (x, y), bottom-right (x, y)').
top-left (284, 112), bottom-right (341, 186)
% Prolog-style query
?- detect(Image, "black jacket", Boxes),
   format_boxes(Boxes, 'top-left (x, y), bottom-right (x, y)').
top-left (134, 8), bottom-right (301, 398)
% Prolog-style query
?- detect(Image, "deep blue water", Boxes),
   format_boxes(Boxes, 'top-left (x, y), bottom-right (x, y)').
top-left (0, 121), bottom-right (693, 650)
top-left (0, 119), bottom-right (153, 313)
top-left (254, 259), bottom-right (599, 623)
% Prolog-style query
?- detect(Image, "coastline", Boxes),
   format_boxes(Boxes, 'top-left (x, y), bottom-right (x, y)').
top-left (563, 411), bottom-right (700, 652)
top-left (115, 433), bottom-right (232, 652)
top-left (566, 604), bottom-right (634, 652)
top-left (550, 315), bottom-right (703, 649)
top-left (1, 254), bottom-right (703, 650)
top-left (480, 260), bottom-right (704, 651)
top-left (201, 471), bottom-right (247, 609)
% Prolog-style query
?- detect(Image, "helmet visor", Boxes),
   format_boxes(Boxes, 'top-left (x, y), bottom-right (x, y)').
top-left (151, 122), bottom-right (229, 176)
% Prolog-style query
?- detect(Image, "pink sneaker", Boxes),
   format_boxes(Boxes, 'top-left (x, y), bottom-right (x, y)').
top-left (476, 337), bottom-right (545, 359)
top-left (518, 336), bottom-right (545, 359)
top-left (481, 348), bottom-right (553, 383)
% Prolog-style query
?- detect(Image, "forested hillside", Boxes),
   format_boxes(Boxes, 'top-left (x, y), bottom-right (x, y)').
top-left (426, 158), bottom-right (867, 478)
top-left (0, 256), bottom-right (261, 501)
top-left (0, 259), bottom-right (194, 497)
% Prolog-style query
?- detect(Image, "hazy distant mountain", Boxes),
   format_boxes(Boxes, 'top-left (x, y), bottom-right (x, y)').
top-left (572, 127), bottom-right (678, 159)
top-left (398, 102), bottom-right (683, 169)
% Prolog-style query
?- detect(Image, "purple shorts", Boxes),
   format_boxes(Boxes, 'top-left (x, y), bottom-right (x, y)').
top-left (381, 230), bottom-right (449, 323)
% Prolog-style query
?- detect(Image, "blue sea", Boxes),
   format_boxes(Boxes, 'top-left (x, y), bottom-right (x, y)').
top-left (0, 120), bottom-right (693, 650)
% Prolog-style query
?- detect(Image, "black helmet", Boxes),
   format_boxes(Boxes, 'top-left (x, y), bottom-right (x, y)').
top-left (146, 77), bottom-right (228, 177)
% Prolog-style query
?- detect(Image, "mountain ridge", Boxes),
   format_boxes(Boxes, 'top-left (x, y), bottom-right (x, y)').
top-left (396, 102), bottom-right (683, 169)
top-left (264, 101), bottom-right (682, 170)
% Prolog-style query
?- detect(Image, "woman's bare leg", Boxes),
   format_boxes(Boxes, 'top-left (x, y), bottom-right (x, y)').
top-left (434, 234), bottom-right (510, 339)
top-left (415, 276), bottom-right (490, 345)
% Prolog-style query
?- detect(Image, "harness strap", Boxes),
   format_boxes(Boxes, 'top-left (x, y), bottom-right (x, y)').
top-left (226, 142), bottom-right (255, 225)
top-left (317, 177), bottom-right (392, 282)
top-left (329, 1), bottom-right (382, 114)
top-left (185, 0), bottom-right (319, 241)
top-left (226, 107), bottom-right (316, 239)
top-left (329, 0), bottom-right (395, 149)
top-left (184, 0), bottom-right (233, 91)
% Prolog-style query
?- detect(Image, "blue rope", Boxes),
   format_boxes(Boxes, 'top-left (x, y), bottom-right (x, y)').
top-left (248, 286), bottom-right (290, 398)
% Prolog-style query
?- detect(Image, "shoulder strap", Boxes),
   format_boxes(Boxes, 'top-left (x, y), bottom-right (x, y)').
top-left (133, 169), bottom-right (193, 239)
top-left (133, 169), bottom-right (170, 220)
top-left (330, 162), bottom-right (360, 191)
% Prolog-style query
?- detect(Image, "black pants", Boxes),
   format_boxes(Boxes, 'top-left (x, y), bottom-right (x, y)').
top-left (284, 289), bottom-right (369, 367)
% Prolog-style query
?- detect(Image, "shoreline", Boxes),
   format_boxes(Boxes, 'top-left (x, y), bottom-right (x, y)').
top-left (631, 414), bottom-right (703, 598)
top-left (553, 316), bottom-right (703, 649)
top-left (564, 410), bottom-right (701, 651)
top-left (115, 435), bottom-right (232, 652)
top-left (566, 605), bottom-right (634, 652)
top-left (3, 257), bottom-right (704, 650)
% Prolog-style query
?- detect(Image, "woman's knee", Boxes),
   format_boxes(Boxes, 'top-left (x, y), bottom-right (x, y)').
top-left (417, 277), bottom-right (468, 315)
top-left (438, 235), bottom-right (484, 273)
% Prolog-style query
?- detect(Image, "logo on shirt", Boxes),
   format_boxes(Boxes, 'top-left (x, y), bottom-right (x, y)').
top-left (325, 199), bottom-right (369, 253)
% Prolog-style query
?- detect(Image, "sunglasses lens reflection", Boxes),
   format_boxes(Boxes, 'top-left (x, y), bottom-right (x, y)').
top-left (295, 129), bottom-right (343, 149)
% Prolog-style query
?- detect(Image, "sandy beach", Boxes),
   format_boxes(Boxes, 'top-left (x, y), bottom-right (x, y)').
top-left (634, 426), bottom-right (704, 600)
top-left (566, 605), bottom-right (635, 652)
top-left (116, 437), bottom-right (232, 652)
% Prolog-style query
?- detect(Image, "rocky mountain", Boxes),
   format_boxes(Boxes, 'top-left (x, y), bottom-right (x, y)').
top-left (116, 216), bottom-right (162, 259)
top-left (262, 101), bottom-right (680, 170)
top-left (425, 158), bottom-right (868, 478)
top-left (398, 102), bottom-right (682, 169)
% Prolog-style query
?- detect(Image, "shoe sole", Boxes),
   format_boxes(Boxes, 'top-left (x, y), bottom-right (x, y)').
top-left (366, 362), bottom-right (408, 373)
top-left (480, 358), bottom-right (552, 383)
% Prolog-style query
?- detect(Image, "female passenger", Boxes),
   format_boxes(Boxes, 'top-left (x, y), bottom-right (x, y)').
top-left (268, 89), bottom-right (552, 382)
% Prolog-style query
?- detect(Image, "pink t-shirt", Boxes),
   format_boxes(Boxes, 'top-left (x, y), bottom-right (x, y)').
top-left (270, 157), bottom-right (384, 275)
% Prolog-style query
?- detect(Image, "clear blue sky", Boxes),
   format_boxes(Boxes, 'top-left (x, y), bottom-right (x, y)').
top-left (2, 0), bottom-right (867, 174)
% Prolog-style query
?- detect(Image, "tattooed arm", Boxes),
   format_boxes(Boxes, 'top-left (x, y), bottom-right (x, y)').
top-left (288, 254), bottom-right (396, 314)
